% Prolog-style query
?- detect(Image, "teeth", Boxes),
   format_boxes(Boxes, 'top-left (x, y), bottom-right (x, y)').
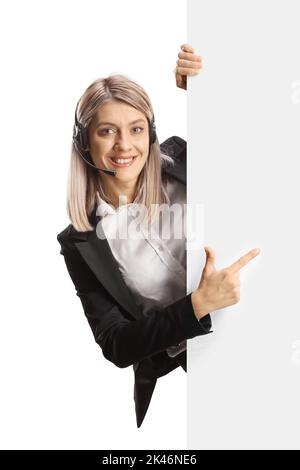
top-left (112, 158), bottom-right (133, 164)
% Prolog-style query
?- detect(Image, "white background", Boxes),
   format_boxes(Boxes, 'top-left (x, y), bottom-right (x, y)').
top-left (0, 0), bottom-right (188, 449)
top-left (187, 0), bottom-right (300, 450)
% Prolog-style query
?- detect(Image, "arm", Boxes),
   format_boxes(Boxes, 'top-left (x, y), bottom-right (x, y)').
top-left (58, 235), bottom-right (212, 369)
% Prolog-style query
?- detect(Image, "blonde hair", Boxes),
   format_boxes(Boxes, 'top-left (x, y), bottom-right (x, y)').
top-left (66, 74), bottom-right (175, 232)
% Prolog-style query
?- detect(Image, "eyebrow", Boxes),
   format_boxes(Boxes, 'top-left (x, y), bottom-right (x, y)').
top-left (96, 118), bottom-right (147, 128)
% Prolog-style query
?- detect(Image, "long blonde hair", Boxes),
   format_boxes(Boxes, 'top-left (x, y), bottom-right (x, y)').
top-left (66, 74), bottom-right (175, 232)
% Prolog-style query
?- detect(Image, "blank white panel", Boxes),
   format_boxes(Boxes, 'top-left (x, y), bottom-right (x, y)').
top-left (187, 0), bottom-right (300, 450)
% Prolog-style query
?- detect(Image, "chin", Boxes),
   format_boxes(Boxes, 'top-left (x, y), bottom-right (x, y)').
top-left (116, 171), bottom-right (140, 182)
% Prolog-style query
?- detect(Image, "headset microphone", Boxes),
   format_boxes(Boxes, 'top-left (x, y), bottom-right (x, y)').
top-left (72, 101), bottom-right (157, 176)
top-left (73, 136), bottom-right (117, 176)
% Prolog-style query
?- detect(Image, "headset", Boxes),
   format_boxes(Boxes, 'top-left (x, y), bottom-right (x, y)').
top-left (72, 101), bottom-right (157, 176)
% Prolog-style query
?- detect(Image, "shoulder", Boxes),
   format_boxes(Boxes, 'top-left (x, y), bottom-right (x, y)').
top-left (160, 136), bottom-right (186, 185)
top-left (57, 223), bottom-right (90, 254)
top-left (160, 135), bottom-right (186, 161)
top-left (57, 224), bottom-right (75, 254)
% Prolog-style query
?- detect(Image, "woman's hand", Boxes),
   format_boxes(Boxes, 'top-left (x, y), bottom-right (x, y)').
top-left (175, 44), bottom-right (203, 90)
top-left (191, 246), bottom-right (261, 320)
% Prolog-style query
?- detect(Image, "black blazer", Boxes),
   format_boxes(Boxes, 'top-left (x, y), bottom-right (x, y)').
top-left (57, 136), bottom-right (212, 428)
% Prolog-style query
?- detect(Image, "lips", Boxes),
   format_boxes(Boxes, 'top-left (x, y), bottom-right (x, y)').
top-left (108, 155), bottom-right (138, 167)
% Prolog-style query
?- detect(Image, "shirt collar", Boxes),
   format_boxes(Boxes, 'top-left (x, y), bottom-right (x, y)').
top-left (95, 193), bottom-right (132, 218)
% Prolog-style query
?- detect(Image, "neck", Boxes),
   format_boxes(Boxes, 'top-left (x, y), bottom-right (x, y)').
top-left (102, 177), bottom-right (137, 208)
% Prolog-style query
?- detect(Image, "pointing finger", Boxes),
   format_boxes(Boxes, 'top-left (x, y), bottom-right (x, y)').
top-left (226, 248), bottom-right (261, 274)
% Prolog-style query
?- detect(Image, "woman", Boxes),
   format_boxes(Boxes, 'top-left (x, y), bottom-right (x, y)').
top-left (57, 44), bottom-right (260, 428)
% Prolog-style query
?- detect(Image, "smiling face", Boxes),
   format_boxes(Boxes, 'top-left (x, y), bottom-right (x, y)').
top-left (87, 99), bottom-right (150, 187)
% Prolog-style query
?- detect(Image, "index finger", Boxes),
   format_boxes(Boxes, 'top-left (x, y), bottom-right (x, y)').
top-left (226, 248), bottom-right (261, 273)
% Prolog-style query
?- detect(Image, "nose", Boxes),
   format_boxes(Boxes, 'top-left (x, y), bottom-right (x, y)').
top-left (113, 130), bottom-right (133, 152)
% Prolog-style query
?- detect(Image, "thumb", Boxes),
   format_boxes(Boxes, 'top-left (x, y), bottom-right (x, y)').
top-left (203, 245), bottom-right (216, 275)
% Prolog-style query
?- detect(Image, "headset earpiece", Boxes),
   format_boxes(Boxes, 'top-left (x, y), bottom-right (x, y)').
top-left (73, 102), bottom-right (89, 151)
top-left (76, 123), bottom-right (88, 151)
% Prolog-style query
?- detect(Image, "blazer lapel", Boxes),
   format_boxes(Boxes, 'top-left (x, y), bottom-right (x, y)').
top-left (71, 136), bottom-right (186, 321)
top-left (74, 219), bottom-right (142, 320)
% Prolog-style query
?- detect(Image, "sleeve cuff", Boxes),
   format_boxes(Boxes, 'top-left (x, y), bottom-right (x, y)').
top-left (184, 292), bottom-right (213, 336)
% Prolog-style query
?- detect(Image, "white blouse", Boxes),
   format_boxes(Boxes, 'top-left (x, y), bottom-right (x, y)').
top-left (96, 176), bottom-right (188, 358)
